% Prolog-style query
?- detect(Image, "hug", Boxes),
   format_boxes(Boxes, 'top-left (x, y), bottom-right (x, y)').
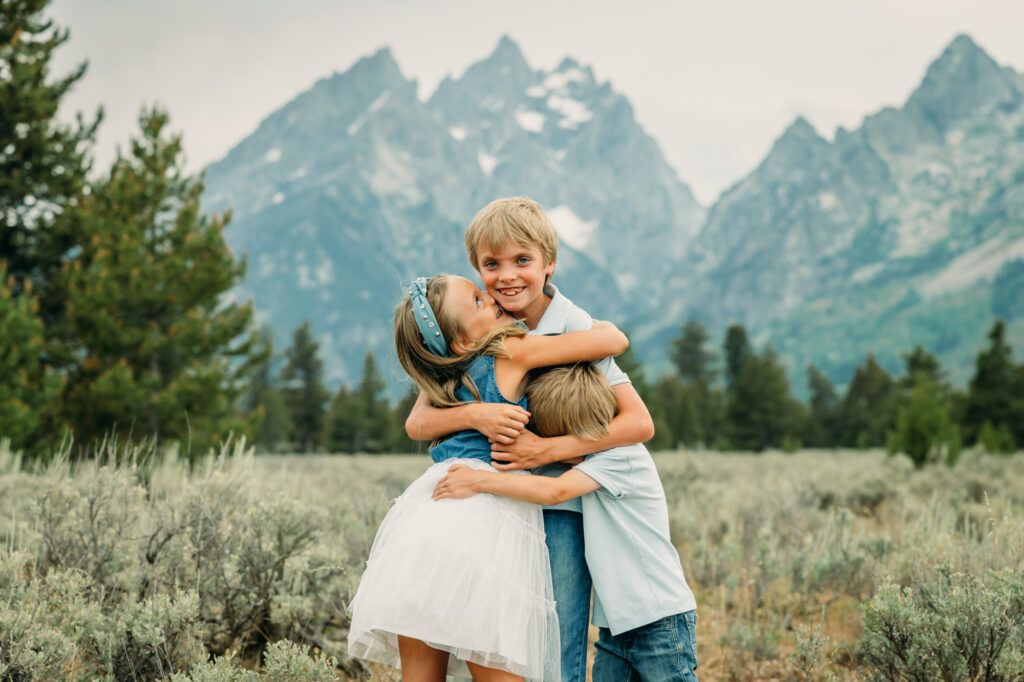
top-left (347, 197), bottom-right (698, 682)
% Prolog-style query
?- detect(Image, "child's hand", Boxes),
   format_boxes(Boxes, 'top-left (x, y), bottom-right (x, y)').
top-left (433, 464), bottom-right (483, 500)
top-left (490, 430), bottom-right (552, 470)
top-left (472, 402), bottom-right (530, 445)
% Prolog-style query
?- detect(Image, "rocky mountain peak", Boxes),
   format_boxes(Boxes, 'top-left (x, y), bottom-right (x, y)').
top-left (904, 33), bottom-right (1020, 131)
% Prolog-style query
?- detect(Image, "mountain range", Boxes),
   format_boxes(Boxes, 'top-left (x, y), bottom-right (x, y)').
top-left (203, 34), bottom-right (1024, 393)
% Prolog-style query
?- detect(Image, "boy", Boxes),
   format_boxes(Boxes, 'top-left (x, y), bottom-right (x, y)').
top-left (433, 364), bottom-right (699, 681)
top-left (405, 197), bottom-right (656, 682)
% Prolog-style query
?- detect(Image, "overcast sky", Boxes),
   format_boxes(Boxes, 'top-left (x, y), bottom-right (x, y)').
top-left (50, 0), bottom-right (1024, 205)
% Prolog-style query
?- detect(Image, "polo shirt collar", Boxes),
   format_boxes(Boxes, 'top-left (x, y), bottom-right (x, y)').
top-left (532, 283), bottom-right (570, 334)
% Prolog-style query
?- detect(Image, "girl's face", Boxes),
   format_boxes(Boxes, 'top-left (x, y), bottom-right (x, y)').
top-left (443, 276), bottom-right (508, 351)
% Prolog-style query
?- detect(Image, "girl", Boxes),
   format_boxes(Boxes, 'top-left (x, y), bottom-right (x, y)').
top-left (347, 274), bottom-right (628, 682)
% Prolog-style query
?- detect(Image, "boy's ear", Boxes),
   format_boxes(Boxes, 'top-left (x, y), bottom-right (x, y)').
top-left (544, 260), bottom-right (555, 275)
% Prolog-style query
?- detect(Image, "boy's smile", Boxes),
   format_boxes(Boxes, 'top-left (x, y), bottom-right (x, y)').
top-left (475, 242), bottom-right (554, 327)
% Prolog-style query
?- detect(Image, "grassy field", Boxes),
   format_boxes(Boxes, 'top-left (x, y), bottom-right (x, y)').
top-left (2, 443), bottom-right (1023, 680)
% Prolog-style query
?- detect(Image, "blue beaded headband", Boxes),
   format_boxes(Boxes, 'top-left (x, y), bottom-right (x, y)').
top-left (409, 277), bottom-right (448, 357)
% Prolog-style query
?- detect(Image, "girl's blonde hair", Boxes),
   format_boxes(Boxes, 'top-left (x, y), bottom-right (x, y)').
top-left (395, 274), bottom-right (526, 407)
top-left (526, 363), bottom-right (616, 440)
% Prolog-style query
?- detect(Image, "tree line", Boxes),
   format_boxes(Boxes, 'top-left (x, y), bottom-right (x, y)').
top-left (247, 317), bottom-right (1024, 466)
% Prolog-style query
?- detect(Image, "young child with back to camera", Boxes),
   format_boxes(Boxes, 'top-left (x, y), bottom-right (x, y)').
top-left (433, 363), bottom-right (700, 681)
top-left (405, 197), bottom-right (656, 682)
top-left (346, 274), bottom-right (629, 682)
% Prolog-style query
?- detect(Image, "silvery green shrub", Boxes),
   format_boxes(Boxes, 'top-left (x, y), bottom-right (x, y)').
top-left (859, 567), bottom-right (1024, 681)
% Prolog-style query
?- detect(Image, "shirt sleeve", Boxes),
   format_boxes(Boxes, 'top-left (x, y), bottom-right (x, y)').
top-left (574, 449), bottom-right (633, 499)
top-left (563, 307), bottom-right (631, 387)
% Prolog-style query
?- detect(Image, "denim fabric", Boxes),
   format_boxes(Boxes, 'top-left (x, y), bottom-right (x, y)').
top-left (543, 509), bottom-right (591, 682)
top-left (593, 611), bottom-right (698, 682)
top-left (428, 355), bottom-right (527, 464)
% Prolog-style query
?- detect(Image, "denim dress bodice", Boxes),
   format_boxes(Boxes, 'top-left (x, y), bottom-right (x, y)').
top-left (429, 354), bottom-right (526, 464)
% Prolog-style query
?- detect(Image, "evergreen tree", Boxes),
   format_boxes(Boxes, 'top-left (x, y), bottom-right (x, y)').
top-left (723, 323), bottom-right (751, 394)
top-left (725, 346), bottom-right (802, 451)
top-left (323, 385), bottom-right (356, 453)
top-left (648, 374), bottom-right (701, 450)
top-left (887, 374), bottom-right (960, 468)
top-left (1, 0), bottom-right (100, 320)
top-left (670, 320), bottom-right (718, 387)
top-left (840, 354), bottom-right (897, 448)
top-left (0, 266), bottom-right (60, 451)
top-left (804, 364), bottom-right (840, 447)
top-left (55, 109), bottom-right (259, 457)
top-left (242, 327), bottom-right (290, 453)
top-left (900, 344), bottom-right (948, 395)
top-left (614, 331), bottom-right (651, 403)
top-left (352, 351), bottom-right (392, 453)
top-left (280, 321), bottom-right (328, 453)
top-left (963, 320), bottom-right (1020, 447)
top-left (390, 387), bottom-right (421, 454)
top-left (669, 320), bottom-right (723, 446)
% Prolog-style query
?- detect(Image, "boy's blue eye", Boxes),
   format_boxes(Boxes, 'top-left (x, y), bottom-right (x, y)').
top-left (517, 256), bottom-right (531, 265)
top-left (484, 261), bottom-right (497, 269)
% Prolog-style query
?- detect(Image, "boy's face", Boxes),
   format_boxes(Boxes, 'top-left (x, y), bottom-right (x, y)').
top-left (474, 241), bottom-right (554, 315)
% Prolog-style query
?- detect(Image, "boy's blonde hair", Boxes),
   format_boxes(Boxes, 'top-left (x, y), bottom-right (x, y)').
top-left (465, 197), bottom-right (559, 285)
top-left (526, 363), bottom-right (616, 440)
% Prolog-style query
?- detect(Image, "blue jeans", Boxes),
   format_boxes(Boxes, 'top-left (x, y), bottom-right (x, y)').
top-left (543, 509), bottom-right (591, 682)
top-left (593, 611), bottom-right (699, 682)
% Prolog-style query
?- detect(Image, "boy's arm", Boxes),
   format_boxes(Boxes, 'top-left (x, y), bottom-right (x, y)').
top-left (405, 391), bottom-right (530, 444)
top-left (433, 464), bottom-right (600, 506)
top-left (490, 382), bottom-right (654, 469)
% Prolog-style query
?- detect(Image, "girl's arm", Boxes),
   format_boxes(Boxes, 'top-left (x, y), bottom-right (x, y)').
top-left (405, 391), bottom-right (530, 444)
top-left (502, 320), bottom-right (628, 371)
top-left (432, 464), bottom-right (600, 506)
top-left (490, 382), bottom-right (654, 469)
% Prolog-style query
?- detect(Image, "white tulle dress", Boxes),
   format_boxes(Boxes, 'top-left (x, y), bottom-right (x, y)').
top-left (347, 356), bottom-right (560, 681)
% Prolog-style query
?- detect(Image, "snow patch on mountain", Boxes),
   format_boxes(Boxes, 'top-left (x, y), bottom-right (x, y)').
top-left (369, 141), bottom-right (422, 202)
top-left (478, 150), bottom-right (498, 175)
top-left (348, 91), bottom-right (391, 136)
top-left (919, 235), bottom-right (1024, 298)
top-left (543, 68), bottom-right (587, 91)
top-left (515, 110), bottom-right (545, 132)
top-left (893, 203), bottom-right (953, 257)
top-left (264, 147), bottom-right (282, 164)
top-left (548, 205), bottom-right (598, 250)
top-left (272, 192), bottom-right (284, 204)
top-left (448, 126), bottom-right (467, 141)
top-left (547, 95), bottom-right (592, 128)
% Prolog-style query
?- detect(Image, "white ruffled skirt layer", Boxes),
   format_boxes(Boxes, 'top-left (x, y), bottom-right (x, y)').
top-left (347, 458), bottom-right (560, 681)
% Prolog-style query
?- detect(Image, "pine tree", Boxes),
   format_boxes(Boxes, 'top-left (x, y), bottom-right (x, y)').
top-left (614, 330), bottom-right (651, 403)
top-left (840, 354), bottom-right (897, 448)
top-left (1, 0), bottom-right (100, 320)
top-left (352, 351), bottom-right (392, 453)
top-left (723, 323), bottom-right (751, 395)
top-left (280, 321), bottom-right (328, 453)
top-left (390, 387), bottom-right (421, 454)
top-left (804, 364), bottom-right (840, 448)
top-left (0, 266), bottom-right (60, 451)
top-left (242, 327), bottom-right (290, 453)
top-left (55, 108), bottom-right (259, 457)
top-left (963, 320), bottom-right (1019, 447)
top-left (669, 320), bottom-right (723, 446)
top-left (324, 385), bottom-right (356, 453)
top-left (725, 346), bottom-right (802, 451)
top-left (670, 320), bottom-right (718, 387)
top-left (887, 374), bottom-right (960, 468)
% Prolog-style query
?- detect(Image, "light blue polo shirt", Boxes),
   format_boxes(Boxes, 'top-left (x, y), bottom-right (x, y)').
top-left (530, 284), bottom-right (630, 513)
top-left (574, 444), bottom-right (697, 635)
